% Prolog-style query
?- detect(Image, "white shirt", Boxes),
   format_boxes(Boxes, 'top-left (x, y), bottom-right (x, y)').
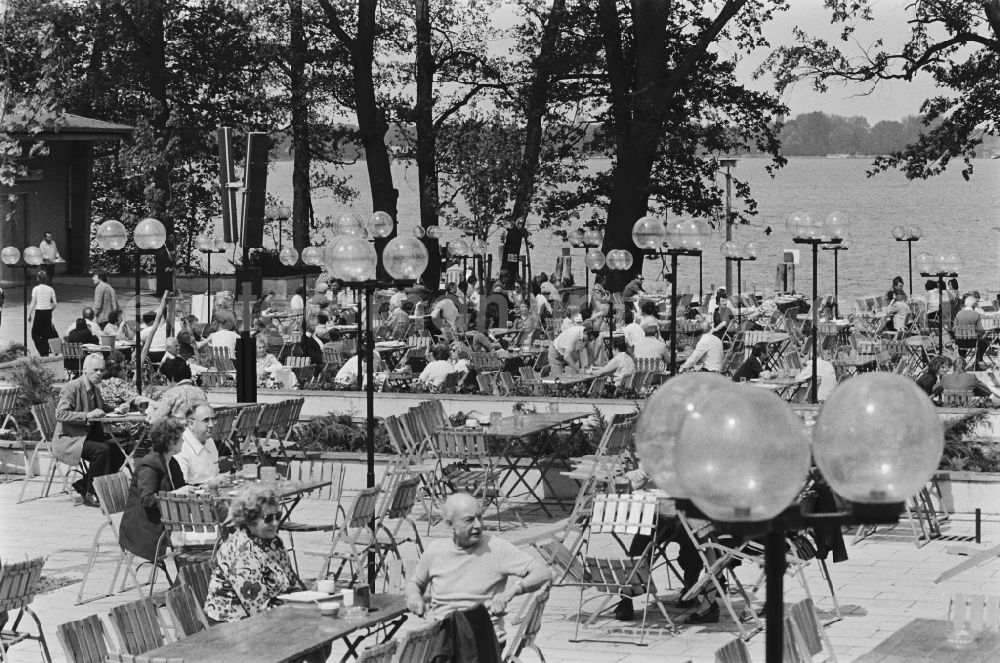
top-left (174, 429), bottom-right (219, 485)
top-left (208, 329), bottom-right (239, 353)
top-left (140, 324), bottom-right (167, 352)
top-left (622, 322), bottom-right (644, 348)
top-left (431, 299), bottom-right (461, 328)
top-left (633, 335), bottom-right (668, 360)
top-left (681, 333), bottom-right (724, 372)
top-left (553, 325), bottom-right (586, 357)
top-left (419, 360), bottom-right (455, 387)
top-left (534, 293), bottom-right (551, 316)
top-left (540, 281), bottom-right (559, 301)
top-left (389, 291), bottom-right (407, 311)
top-left (65, 319), bottom-right (102, 336)
top-left (290, 294), bottom-right (304, 313)
top-left (39, 239), bottom-right (60, 261)
top-left (796, 359), bottom-right (837, 402)
top-left (597, 352), bottom-right (635, 386)
top-left (335, 357), bottom-right (365, 386)
top-left (31, 284), bottom-right (56, 310)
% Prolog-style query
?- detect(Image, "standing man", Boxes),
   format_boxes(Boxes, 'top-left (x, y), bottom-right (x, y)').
top-left (39, 231), bottom-right (61, 284)
top-left (406, 493), bottom-right (551, 643)
top-left (54, 353), bottom-right (129, 506)
top-left (174, 404), bottom-right (220, 485)
top-left (548, 321), bottom-right (600, 376)
top-left (92, 271), bottom-right (118, 326)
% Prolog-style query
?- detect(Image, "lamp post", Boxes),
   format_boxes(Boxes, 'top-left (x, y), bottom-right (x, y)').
top-left (721, 241), bottom-right (759, 328)
top-left (820, 240), bottom-right (849, 319)
top-left (470, 239), bottom-right (487, 297)
top-left (265, 205), bottom-right (291, 250)
top-left (96, 218), bottom-right (166, 396)
top-left (571, 229), bottom-right (603, 308)
top-left (720, 158), bottom-right (738, 292)
top-left (1, 246), bottom-right (44, 348)
top-left (790, 212), bottom-right (849, 404)
top-left (918, 251), bottom-right (961, 354)
top-left (279, 245), bottom-right (325, 347)
top-left (603, 249), bottom-right (633, 353)
top-left (637, 372), bottom-right (944, 663)
top-left (329, 212), bottom-right (428, 588)
top-left (195, 235), bottom-right (226, 313)
top-left (892, 225), bottom-right (922, 295)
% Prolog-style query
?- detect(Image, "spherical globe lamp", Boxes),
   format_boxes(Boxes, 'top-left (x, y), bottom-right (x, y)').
top-left (449, 238), bottom-right (470, 258)
top-left (907, 225), bottom-right (923, 240)
top-left (1, 247), bottom-right (20, 265)
top-left (634, 373), bottom-right (732, 497)
top-left (823, 211), bottom-right (850, 240)
top-left (569, 229), bottom-right (585, 248)
top-left (606, 249), bottom-right (633, 271)
top-left (631, 216), bottom-right (665, 251)
top-left (916, 252), bottom-right (934, 275)
top-left (412, 226), bottom-right (427, 239)
top-left (329, 237), bottom-right (376, 282)
top-left (279, 247), bottom-right (299, 267)
top-left (384, 235), bottom-right (429, 281)
top-left (675, 386), bottom-right (811, 523)
top-left (582, 229), bottom-right (603, 248)
top-left (787, 211), bottom-right (807, 233)
top-left (470, 239), bottom-right (487, 257)
top-left (944, 252), bottom-right (962, 275)
top-left (425, 225), bottom-right (443, 240)
top-left (335, 213), bottom-right (366, 238)
top-left (367, 211), bottom-right (394, 239)
top-left (743, 241), bottom-right (760, 259)
top-left (813, 373), bottom-right (943, 514)
top-left (720, 240), bottom-right (739, 259)
top-left (676, 220), bottom-right (702, 250)
top-left (584, 249), bottom-right (606, 271)
top-left (302, 246), bottom-right (325, 266)
top-left (134, 218), bottom-right (167, 250)
top-left (891, 225), bottom-right (907, 241)
top-left (195, 235), bottom-right (212, 252)
top-left (791, 213), bottom-right (819, 240)
top-left (22, 247), bottom-right (44, 266)
top-left (95, 220), bottom-right (128, 252)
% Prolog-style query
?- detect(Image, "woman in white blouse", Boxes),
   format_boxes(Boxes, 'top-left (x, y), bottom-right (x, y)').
top-left (26, 270), bottom-right (56, 356)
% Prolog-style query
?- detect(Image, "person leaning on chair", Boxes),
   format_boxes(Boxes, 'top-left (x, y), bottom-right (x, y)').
top-left (53, 353), bottom-right (130, 507)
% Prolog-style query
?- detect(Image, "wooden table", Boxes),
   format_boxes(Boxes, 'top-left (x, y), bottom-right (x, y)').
top-left (183, 479), bottom-right (332, 527)
top-left (139, 594), bottom-right (408, 663)
top-left (745, 377), bottom-right (799, 394)
top-left (854, 618), bottom-right (1000, 662)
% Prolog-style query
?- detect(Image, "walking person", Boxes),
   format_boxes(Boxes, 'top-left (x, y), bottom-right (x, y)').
top-left (92, 271), bottom-right (118, 326)
top-left (39, 231), bottom-right (61, 284)
top-left (26, 269), bottom-right (56, 356)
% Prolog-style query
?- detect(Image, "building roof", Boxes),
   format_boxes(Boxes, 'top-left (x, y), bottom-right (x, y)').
top-left (4, 112), bottom-right (132, 141)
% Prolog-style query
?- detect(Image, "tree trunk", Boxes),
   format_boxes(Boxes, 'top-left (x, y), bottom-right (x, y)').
top-left (502, 0), bottom-right (566, 278)
top-left (289, 0), bottom-right (312, 252)
top-left (413, 0), bottom-right (441, 289)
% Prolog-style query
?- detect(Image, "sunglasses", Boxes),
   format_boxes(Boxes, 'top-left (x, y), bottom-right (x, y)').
top-left (260, 513), bottom-right (280, 524)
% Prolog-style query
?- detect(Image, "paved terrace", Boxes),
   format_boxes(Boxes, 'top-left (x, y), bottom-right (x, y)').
top-left (2, 464), bottom-right (1000, 663)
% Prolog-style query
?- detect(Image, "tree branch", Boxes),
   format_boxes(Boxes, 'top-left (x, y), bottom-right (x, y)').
top-left (111, 3), bottom-right (149, 49)
top-left (316, 0), bottom-right (356, 52)
top-left (432, 83), bottom-right (497, 130)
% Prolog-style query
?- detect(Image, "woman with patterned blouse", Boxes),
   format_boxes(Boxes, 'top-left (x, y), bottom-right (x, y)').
top-left (203, 484), bottom-right (298, 623)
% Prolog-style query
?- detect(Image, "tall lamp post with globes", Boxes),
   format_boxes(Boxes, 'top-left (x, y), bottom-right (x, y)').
top-left (720, 241), bottom-right (759, 328)
top-left (195, 235), bottom-right (226, 314)
top-left (1, 245), bottom-right (44, 348)
top-left (918, 251), bottom-right (961, 355)
top-left (95, 218), bottom-right (167, 396)
top-left (790, 212), bottom-right (849, 403)
top-left (328, 212), bottom-right (428, 588)
top-left (820, 239), bottom-right (849, 319)
top-left (637, 372), bottom-right (944, 663)
top-left (892, 225), bottom-right (922, 295)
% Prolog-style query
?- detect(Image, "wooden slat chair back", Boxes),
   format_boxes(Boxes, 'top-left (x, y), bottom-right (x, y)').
top-left (498, 371), bottom-right (516, 395)
top-left (395, 620), bottom-right (442, 663)
top-left (586, 376), bottom-right (608, 398)
top-left (285, 355), bottom-right (310, 368)
top-left (476, 374), bottom-right (494, 394)
top-left (229, 405), bottom-right (263, 459)
top-left (175, 561), bottom-right (212, 608)
top-left (785, 597), bottom-right (837, 663)
top-left (209, 346), bottom-right (235, 372)
top-left (536, 539), bottom-right (588, 585)
top-left (279, 461), bottom-right (346, 574)
top-left (164, 583), bottom-right (208, 638)
top-left (949, 593), bottom-right (1000, 634)
top-left (317, 486), bottom-right (382, 583)
top-left (518, 366), bottom-right (537, 382)
top-left (107, 596), bottom-right (168, 656)
top-left (357, 640), bottom-right (398, 663)
top-left (634, 357), bottom-right (665, 372)
top-left (63, 342), bottom-right (86, 378)
top-left (589, 493), bottom-right (657, 537)
top-left (322, 347), bottom-right (345, 366)
top-left (148, 492), bottom-right (221, 592)
top-left (436, 371), bottom-right (460, 392)
top-left (942, 389), bottom-right (982, 407)
top-left (23, 400), bottom-right (81, 502)
top-left (211, 409), bottom-right (238, 461)
top-left (714, 637), bottom-right (752, 663)
top-left (503, 582), bottom-right (551, 663)
top-left (57, 615), bottom-right (115, 663)
top-left (77, 471), bottom-right (145, 605)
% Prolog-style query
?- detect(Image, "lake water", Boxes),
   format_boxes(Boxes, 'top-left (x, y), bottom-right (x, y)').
top-left (266, 157), bottom-right (1000, 303)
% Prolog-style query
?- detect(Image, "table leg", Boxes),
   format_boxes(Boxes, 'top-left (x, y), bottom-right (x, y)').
top-left (338, 615), bottom-right (408, 663)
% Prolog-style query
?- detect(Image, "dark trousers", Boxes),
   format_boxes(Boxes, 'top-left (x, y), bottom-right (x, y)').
top-left (42, 263), bottom-right (55, 284)
top-left (31, 309), bottom-right (53, 356)
top-left (74, 438), bottom-right (126, 496)
top-left (628, 517), bottom-right (704, 589)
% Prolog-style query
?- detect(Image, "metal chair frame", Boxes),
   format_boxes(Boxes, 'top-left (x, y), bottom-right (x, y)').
top-left (0, 556), bottom-right (52, 663)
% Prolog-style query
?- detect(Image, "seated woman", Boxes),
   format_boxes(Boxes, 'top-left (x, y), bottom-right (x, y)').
top-left (255, 336), bottom-right (282, 374)
top-left (67, 318), bottom-right (99, 345)
top-left (119, 419), bottom-right (187, 563)
top-left (419, 343), bottom-right (455, 389)
top-left (203, 483), bottom-right (329, 663)
top-left (589, 337), bottom-right (635, 389)
top-left (916, 355), bottom-right (950, 398)
top-left (103, 309), bottom-right (133, 342)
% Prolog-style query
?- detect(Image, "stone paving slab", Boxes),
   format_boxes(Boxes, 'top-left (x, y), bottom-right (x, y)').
top-left (2, 462), bottom-right (1000, 662)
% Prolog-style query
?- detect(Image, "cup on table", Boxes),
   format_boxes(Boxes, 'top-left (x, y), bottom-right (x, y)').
top-left (259, 466), bottom-right (277, 482)
top-left (316, 579), bottom-right (336, 594)
top-left (342, 588), bottom-right (355, 607)
top-left (242, 463), bottom-right (258, 480)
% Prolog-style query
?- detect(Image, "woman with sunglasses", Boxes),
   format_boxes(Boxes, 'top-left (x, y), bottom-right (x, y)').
top-left (119, 419), bottom-right (187, 562)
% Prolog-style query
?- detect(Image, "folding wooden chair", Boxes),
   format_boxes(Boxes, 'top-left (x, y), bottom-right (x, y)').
top-left (210, 408), bottom-right (239, 466)
top-left (434, 429), bottom-right (506, 528)
top-left (209, 346), bottom-right (235, 373)
top-left (76, 472), bottom-right (147, 605)
top-left (585, 376), bottom-right (608, 398)
top-left (785, 597), bottom-right (838, 663)
top-left (948, 593), bottom-right (1000, 635)
top-left (228, 404), bottom-right (263, 462)
top-left (174, 560), bottom-right (212, 608)
top-left (714, 637), bottom-right (752, 663)
top-left (56, 614), bottom-right (116, 663)
top-left (357, 640), bottom-right (398, 663)
top-left (149, 492), bottom-right (222, 595)
top-left (164, 583), bottom-right (209, 639)
top-left (0, 556), bottom-right (52, 663)
top-left (63, 341), bottom-right (86, 379)
top-left (316, 485), bottom-right (381, 584)
top-left (279, 460), bottom-right (346, 574)
top-left (0, 388), bottom-right (24, 485)
top-left (18, 399), bottom-right (77, 502)
top-left (394, 620), bottom-right (442, 663)
top-left (503, 582), bottom-right (552, 663)
top-left (107, 596), bottom-right (169, 656)
top-left (565, 493), bottom-right (676, 645)
top-left (372, 476), bottom-right (425, 583)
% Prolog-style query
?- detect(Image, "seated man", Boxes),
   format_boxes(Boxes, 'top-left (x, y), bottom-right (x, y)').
top-left (954, 295), bottom-right (986, 369)
top-left (207, 318), bottom-right (239, 354)
top-left (419, 344), bottom-right (455, 389)
top-left (632, 319), bottom-right (669, 362)
top-left (732, 342), bottom-right (770, 382)
top-left (159, 337), bottom-right (193, 383)
top-left (406, 493), bottom-right (551, 642)
top-left (430, 295), bottom-right (463, 334)
top-left (680, 327), bottom-right (724, 373)
top-left (175, 404), bottom-right (221, 485)
top-left (54, 353), bottom-right (129, 506)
